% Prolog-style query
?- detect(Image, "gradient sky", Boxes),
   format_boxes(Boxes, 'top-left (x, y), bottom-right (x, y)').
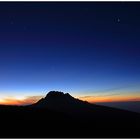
top-left (0, 2), bottom-right (140, 105)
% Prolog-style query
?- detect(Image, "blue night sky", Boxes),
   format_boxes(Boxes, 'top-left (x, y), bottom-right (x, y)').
top-left (0, 2), bottom-right (140, 104)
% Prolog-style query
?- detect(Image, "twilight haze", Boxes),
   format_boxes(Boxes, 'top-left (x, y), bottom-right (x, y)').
top-left (0, 2), bottom-right (140, 106)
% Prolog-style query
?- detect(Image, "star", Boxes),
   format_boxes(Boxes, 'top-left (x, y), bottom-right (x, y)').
top-left (117, 18), bottom-right (120, 23)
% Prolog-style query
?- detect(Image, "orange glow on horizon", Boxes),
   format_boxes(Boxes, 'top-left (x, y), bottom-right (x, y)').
top-left (0, 96), bottom-right (43, 105)
top-left (78, 94), bottom-right (140, 103)
top-left (0, 93), bottom-right (140, 105)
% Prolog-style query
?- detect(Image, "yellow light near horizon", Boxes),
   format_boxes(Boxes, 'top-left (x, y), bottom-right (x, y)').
top-left (14, 96), bottom-right (26, 101)
top-left (0, 98), bottom-right (6, 103)
top-left (0, 95), bottom-right (42, 105)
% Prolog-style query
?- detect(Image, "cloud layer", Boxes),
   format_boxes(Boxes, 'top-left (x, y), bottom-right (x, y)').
top-left (78, 92), bottom-right (140, 103)
top-left (0, 96), bottom-right (43, 105)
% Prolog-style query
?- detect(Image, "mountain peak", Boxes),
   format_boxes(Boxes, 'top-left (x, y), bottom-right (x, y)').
top-left (34, 91), bottom-right (82, 109)
top-left (44, 91), bottom-right (73, 99)
top-left (45, 91), bottom-right (65, 98)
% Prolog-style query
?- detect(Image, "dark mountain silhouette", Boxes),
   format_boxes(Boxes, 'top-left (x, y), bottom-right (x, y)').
top-left (32, 91), bottom-right (140, 118)
top-left (0, 91), bottom-right (140, 138)
top-left (32, 91), bottom-right (93, 115)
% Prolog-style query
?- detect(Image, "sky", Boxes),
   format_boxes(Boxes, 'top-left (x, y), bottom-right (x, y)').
top-left (0, 2), bottom-right (140, 105)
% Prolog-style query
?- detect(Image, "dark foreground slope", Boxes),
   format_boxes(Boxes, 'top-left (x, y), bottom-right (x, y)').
top-left (0, 91), bottom-right (140, 138)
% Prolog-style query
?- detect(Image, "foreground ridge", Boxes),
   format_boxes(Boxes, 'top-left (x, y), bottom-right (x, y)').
top-left (0, 91), bottom-right (140, 138)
